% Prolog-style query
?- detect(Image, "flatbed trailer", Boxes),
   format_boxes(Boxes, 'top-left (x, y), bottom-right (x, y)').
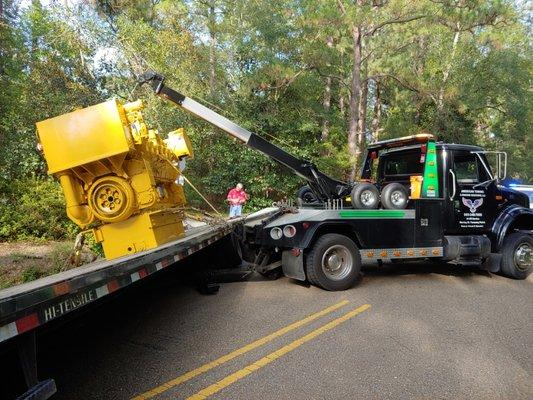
top-left (0, 212), bottom-right (274, 400)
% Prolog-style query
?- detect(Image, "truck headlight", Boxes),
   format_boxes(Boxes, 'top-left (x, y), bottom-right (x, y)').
top-left (283, 225), bottom-right (296, 238)
top-left (270, 227), bottom-right (283, 240)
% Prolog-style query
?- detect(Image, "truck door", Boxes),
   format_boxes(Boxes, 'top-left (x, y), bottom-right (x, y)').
top-left (447, 150), bottom-right (498, 233)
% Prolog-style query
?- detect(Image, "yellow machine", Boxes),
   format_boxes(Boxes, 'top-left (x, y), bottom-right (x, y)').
top-left (36, 99), bottom-right (193, 259)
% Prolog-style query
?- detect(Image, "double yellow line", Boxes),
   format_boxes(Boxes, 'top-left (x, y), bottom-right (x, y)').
top-left (132, 300), bottom-right (370, 400)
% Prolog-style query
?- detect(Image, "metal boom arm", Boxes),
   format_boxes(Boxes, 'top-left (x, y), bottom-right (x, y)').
top-left (138, 71), bottom-right (348, 201)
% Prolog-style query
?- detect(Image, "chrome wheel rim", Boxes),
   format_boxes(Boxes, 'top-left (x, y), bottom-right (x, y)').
top-left (361, 190), bottom-right (376, 207)
top-left (391, 190), bottom-right (406, 207)
top-left (321, 245), bottom-right (353, 280)
top-left (514, 243), bottom-right (532, 271)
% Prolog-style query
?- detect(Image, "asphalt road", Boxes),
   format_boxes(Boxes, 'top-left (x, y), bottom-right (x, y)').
top-left (9, 258), bottom-right (533, 399)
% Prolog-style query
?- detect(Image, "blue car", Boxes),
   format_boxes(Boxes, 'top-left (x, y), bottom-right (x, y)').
top-left (509, 184), bottom-right (533, 208)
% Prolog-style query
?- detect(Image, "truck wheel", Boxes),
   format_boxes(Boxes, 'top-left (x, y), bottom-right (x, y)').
top-left (500, 232), bottom-right (532, 279)
top-left (297, 185), bottom-right (319, 205)
top-left (306, 233), bottom-right (361, 290)
top-left (381, 183), bottom-right (409, 210)
top-left (351, 183), bottom-right (379, 209)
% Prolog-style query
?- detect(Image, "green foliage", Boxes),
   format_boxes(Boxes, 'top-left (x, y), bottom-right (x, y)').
top-left (49, 242), bottom-right (74, 273)
top-left (21, 265), bottom-right (43, 283)
top-left (85, 234), bottom-right (104, 258)
top-left (0, 0), bottom-right (531, 242)
top-left (0, 3), bottom-right (102, 179)
top-left (0, 178), bottom-right (77, 241)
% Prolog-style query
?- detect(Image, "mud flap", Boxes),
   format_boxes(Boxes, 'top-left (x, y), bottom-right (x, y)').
top-left (282, 250), bottom-right (306, 281)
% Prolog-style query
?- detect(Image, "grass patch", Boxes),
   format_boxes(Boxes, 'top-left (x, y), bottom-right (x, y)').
top-left (21, 265), bottom-right (43, 282)
top-left (0, 240), bottom-right (99, 289)
top-left (49, 242), bottom-right (74, 274)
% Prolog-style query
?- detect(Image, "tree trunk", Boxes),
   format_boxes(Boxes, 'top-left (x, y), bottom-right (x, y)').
top-left (437, 25), bottom-right (460, 112)
top-left (338, 52), bottom-right (345, 118)
top-left (321, 37), bottom-right (334, 146)
top-left (348, 24), bottom-right (362, 180)
top-left (321, 76), bottom-right (331, 143)
top-left (205, 1), bottom-right (217, 170)
top-left (371, 78), bottom-right (382, 142)
top-left (356, 78), bottom-right (368, 158)
top-left (208, 1), bottom-right (217, 100)
top-left (29, 0), bottom-right (41, 73)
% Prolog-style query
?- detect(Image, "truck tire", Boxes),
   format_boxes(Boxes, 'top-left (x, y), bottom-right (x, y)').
top-left (351, 183), bottom-right (380, 209)
top-left (381, 183), bottom-right (409, 210)
top-left (297, 185), bottom-right (319, 205)
top-left (306, 233), bottom-right (361, 290)
top-left (500, 232), bottom-right (532, 279)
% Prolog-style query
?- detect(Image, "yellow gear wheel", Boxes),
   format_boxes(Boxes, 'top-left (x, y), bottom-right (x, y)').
top-left (88, 176), bottom-right (136, 223)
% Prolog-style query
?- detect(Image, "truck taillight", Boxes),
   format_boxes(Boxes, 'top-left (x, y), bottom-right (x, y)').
top-left (270, 227), bottom-right (283, 240)
top-left (283, 225), bottom-right (297, 238)
top-left (420, 143), bottom-right (427, 163)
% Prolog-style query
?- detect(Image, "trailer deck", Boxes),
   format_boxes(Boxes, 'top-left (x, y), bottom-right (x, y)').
top-left (0, 208), bottom-right (278, 400)
top-left (0, 221), bottom-right (232, 345)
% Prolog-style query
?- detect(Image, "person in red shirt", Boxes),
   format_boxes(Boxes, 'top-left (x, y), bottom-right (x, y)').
top-left (227, 183), bottom-right (248, 218)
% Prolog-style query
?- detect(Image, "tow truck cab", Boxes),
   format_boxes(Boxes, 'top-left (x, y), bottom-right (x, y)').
top-left (243, 135), bottom-right (532, 291)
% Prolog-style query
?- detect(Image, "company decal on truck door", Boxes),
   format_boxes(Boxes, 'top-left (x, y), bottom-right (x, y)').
top-left (458, 189), bottom-right (486, 228)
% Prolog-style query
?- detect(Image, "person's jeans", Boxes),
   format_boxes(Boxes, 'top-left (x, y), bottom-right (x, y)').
top-left (229, 205), bottom-right (242, 218)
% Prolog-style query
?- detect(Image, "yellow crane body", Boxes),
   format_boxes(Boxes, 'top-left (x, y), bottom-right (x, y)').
top-left (36, 99), bottom-right (193, 260)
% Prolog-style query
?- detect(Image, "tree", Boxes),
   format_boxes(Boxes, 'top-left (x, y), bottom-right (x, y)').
top-left (0, 0), bottom-right (531, 243)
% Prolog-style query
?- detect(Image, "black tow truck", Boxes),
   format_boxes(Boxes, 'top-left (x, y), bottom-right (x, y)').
top-left (140, 72), bottom-right (533, 291)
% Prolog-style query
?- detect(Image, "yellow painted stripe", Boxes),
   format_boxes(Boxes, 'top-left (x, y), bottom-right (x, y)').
top-left (187, 304), bottom-right (371, 400)
top-left (131, 300), bottom-right (349, 400)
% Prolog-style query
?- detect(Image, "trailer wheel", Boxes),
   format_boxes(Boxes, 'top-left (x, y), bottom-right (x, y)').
top-left (381, 183), bottom-right (409, 210)
top-left (306, 233), bottom-right (361, 290)
top-left (297, 185), bottom-right (319, 205)
top-left (500, 232), bottom-right (532, 279)
top-left (351, 183), bottom-right (380, 209)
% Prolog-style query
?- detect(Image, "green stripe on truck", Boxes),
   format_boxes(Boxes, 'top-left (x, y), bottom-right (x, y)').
top-left (339, 210), bottom-right (406, 218)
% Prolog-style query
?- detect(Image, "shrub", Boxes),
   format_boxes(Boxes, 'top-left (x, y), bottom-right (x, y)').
top-left (21, 265), bottom-right (42, 283)
top-left (0, 178), bottom-right (78, 241)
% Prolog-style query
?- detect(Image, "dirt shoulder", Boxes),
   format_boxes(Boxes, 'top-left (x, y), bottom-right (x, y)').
top-left (0, 241), bottom-right (97, 290)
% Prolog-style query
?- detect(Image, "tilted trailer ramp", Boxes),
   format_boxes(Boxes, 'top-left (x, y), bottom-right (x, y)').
top-left (0, 211), bottom-right (275, 400)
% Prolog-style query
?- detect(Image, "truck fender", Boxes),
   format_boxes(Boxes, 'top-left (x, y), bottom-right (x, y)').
top-left (285, 223), bottom-right (361, 282)
top-left (491, 204), bottom-right (533, 251)
top-left (281, 223), bottom-right (356, 283)
top-left (300, 222), bottom-right (362, 250)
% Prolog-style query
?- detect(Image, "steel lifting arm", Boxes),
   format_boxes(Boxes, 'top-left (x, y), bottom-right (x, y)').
top-left (138, 71), bottom-right (349, 201)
